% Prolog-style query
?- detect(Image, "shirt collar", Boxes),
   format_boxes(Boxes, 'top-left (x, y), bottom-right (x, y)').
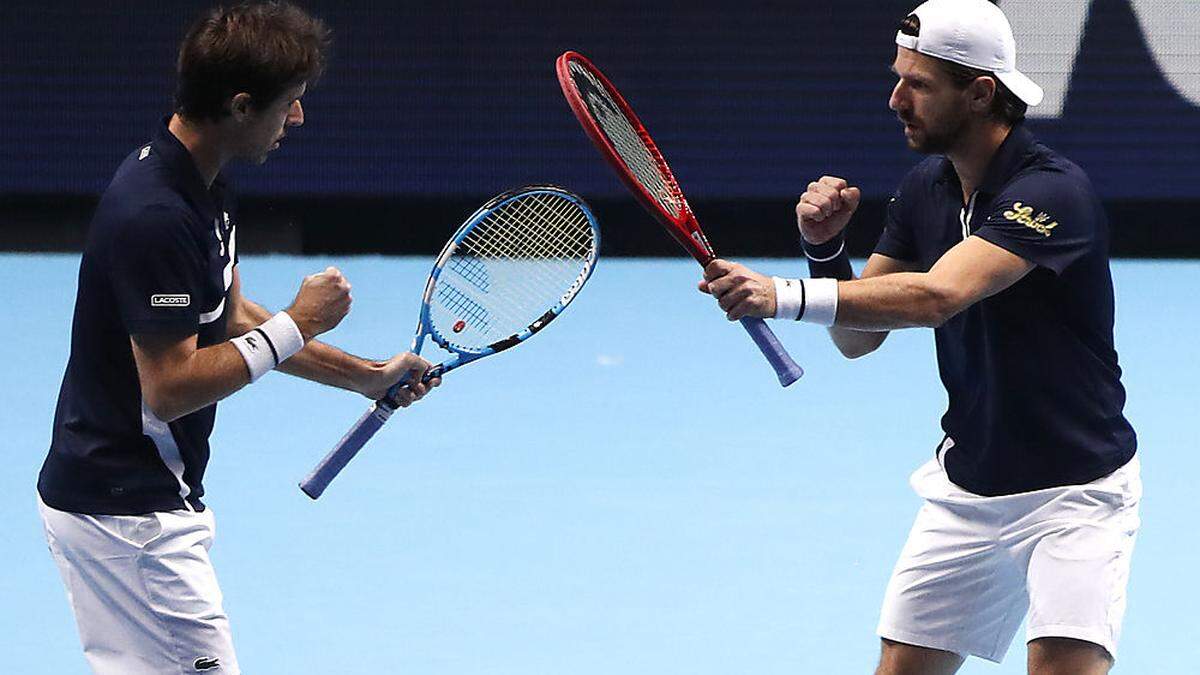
top-left (151, 117), bottom-right (225, 222)
top-left (935, 123), bottom-right (1037, 195)
top-left (977, 123), bottom-right (1036, 195)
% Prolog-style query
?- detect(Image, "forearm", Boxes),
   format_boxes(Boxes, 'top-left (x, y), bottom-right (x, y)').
top-left (279, 339), bottom-right (379, 391)
top-left (814, 267), bottom-right (890, 356)
top-left (808, 251), bottom-right (889, 355)
top-left (804, 244), bottom-right (892, 358)
top-left (236, 297), bottom-right (374, 392)
top-left (835, 272), bottom-right (952, 330)
top-left (787, 238), bottom-right (1034, 334)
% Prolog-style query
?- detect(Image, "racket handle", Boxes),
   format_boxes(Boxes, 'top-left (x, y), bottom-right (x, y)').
top-left (739, 317), bottom-right (804, 387)
top-left (300, 402), bottom-right (394, 499)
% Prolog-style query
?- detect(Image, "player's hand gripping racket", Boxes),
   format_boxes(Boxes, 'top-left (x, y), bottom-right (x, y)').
top-left (300, 185), bottom-right (601, 499)
top-left (556, 51), bottom-right (802, 386)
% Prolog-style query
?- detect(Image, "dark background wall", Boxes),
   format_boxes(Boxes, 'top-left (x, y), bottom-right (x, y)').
top-left (1, 0), bottom-right (1197, 256)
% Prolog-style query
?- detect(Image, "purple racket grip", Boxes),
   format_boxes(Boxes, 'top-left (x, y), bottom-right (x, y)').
top-left (739, 316), bottom-right (804, 386)
top-left (299, 403), bottom-right (393, 499)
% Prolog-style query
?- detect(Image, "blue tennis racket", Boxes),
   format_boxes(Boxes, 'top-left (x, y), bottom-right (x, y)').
top-left (300, 185), bottom-right (601, 499)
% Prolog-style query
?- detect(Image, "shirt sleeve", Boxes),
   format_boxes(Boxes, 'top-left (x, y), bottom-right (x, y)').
top-left (873, 186), bottom-right (918, 263)
top-left (973, 172), bottom-right (1096, 275)
top-left (109, 204), bottom-right (206, 335)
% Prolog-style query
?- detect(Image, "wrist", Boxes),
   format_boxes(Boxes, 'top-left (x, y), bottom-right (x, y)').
top-left (230, 311), bottom-right (306, 382)
top-left (284, 308), bottom-right (315, 342)
top-left (354, 359), bottom-right (388, 393)
top-left (772, 277), bottom-right (838, 326)
top-left (773, 277), bottom-right (804, 321)
top-left (801, 231), bottom-right (846, 261)
top-left (803, 232), bottom-right (853, 281)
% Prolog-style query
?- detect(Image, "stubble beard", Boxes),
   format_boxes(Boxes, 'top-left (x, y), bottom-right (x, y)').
top-left (906, 109), bottom-right (969, 156)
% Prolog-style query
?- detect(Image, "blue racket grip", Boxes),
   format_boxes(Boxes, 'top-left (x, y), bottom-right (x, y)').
top-left (739, 316), bottom-right (804, 387)
top-left (300, 402), bottom-right (393, 499)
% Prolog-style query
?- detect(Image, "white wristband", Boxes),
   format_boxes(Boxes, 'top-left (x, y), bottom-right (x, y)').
top-left (772, 277), bottom-right (839, 326)
top-left (799, 277), bottom-right (839, 326)
top-left (230, 311), bottom-right (305, 382)
top-left (773, 276), bottom-right (805, 320)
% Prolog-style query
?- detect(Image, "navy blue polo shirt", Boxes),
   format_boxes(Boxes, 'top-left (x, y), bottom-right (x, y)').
top-left (874, 124), bottom-right (1136, 496)
top-left (38, 119), bottom-right (238, 515)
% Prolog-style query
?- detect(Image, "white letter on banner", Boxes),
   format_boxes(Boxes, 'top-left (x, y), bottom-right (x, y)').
top-left (1000, 1), bottom-right (1200, 118)
top-left (999, 0), bottom-right (1093, 119)
top-left (1129, 0), bottom-right (1200, 107)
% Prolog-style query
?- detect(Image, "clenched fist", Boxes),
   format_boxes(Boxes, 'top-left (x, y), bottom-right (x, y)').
top-left (286, 266), bottom-right (352, 341)
top-left (797, 176), bottom-right (861, 245)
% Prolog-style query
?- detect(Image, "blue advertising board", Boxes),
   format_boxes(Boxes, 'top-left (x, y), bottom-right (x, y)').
top-left (1, 1), bottom-right (1196, 203)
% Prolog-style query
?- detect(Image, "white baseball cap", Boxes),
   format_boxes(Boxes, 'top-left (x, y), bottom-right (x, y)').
top-left (895, 0), bottom-right (1043, 107)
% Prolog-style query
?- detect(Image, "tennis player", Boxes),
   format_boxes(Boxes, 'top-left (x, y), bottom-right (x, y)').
top-left (36, 4), bottom-right (438, 673)
top-left (700, 1), bottom-right (1138, 673)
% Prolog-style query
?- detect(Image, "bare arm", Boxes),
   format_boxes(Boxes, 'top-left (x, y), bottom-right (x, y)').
top-left (792, 175), bottom-right (916, 358)
top-left (131, 333), bottom-right (252, 423)
top-left (132, 266), bottom-right (434, 423)
top-left (227, 269), bottom-right (369, 391)
top-left (826, 253), bottom-right (918, 359)
top-left (702, 235), bottom-right (1035, 335)
top-left (131, 266), bottom-right (351, 422)
top-left (227, 268), bottom-right (437, 403)
top-left (833, 236), bottom-right (1034, 330)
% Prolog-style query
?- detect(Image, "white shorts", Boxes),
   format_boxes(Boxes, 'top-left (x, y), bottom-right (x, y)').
top-left (877, 453), bottom-right (1141, 663)
top-left (38, 496), bottom-right (240, 675)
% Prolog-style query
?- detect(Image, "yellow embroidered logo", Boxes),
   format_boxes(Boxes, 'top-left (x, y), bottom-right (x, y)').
top-left (1003, 202), bottom-right (1058, 237)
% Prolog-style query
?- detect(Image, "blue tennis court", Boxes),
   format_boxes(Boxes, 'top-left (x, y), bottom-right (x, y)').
top-left (3, 254), bottom-right (1196, 673)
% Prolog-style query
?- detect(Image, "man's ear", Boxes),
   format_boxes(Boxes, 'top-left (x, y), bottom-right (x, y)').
top-left (968, 77), bottom-right (997, 115)
top-left (228, 93), bottom-right (254, 121)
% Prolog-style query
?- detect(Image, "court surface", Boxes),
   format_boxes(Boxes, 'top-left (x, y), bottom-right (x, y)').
top-left (2, 253), bottom-right (1196, 673)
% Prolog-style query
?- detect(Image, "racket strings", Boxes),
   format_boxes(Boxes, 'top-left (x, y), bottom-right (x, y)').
top-left (465, 197), bottom-right (593, 310)
top-left (471, 197), bottom-right (593, 283)
top-left (447, 240), bottom-right (587, 339)
top-left (568, 61), bottom-right (682, 217)
top-left (436, 283), bottom-right (492, 333)
top-left (431, 192), bottom-right (595, 350)
top-left (447, 255), bottom-right (490, 293)
top-left (463, 202), bottom-right (588, 308)
top-left (484, 195), bottom-right (594, 273)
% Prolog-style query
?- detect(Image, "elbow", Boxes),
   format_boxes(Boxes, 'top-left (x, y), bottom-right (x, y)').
top-left (924, 300), bottom-right (964, 328)
top-left (838, 342), bottom-right (878, 360)
top-left (833, 331), bottom-right (887, 360)
top-left (918, 285), bottom-right (965, 329)
top-left (141, 383), bottom-right (186, 423)
top-left (923, 308), bottom-right (952, 329)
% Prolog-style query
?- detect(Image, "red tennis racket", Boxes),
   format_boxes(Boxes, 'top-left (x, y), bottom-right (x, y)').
top-left (556, 50), bottom-right (803, 386)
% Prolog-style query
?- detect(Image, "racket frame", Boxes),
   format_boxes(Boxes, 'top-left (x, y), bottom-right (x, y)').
top-left (300, 185), bottom-right (600, 499)
top-left (556, 51), bottom-right (803, 387)
top-left (557, 51), bottom-right (715, 265)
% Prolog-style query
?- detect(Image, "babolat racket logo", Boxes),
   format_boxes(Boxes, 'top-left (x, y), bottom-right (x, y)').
top-left (150, 294), bottom-right (191, 308)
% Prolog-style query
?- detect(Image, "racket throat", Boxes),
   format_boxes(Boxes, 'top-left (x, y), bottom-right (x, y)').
top-left (691, 230), bottom-right (715, 261)
top-left (487, 309), bottom-right (557, 353)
